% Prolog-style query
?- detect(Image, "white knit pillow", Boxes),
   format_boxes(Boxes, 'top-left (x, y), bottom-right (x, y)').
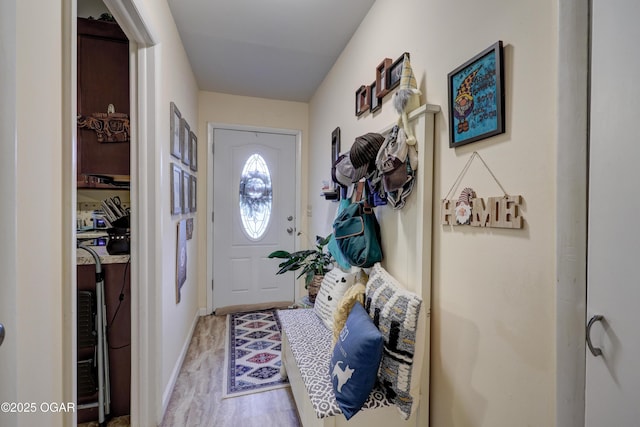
top-left (313, 268), bottom-right (357, 330)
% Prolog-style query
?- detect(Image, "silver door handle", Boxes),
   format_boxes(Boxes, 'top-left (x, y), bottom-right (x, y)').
top-left (286, 227), bottom-right (294, 234)
top-left (0, 323), bottom-right (5, 347)
top-left (586, 314), bottom-right (604, 357)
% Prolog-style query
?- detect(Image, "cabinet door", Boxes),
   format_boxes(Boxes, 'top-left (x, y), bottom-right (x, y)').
top-left (77, 18), bottom-right (130, 185)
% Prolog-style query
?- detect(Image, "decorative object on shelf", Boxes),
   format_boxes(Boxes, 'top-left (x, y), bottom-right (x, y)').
top-left (267, 234), bottom-right (334, 304)
top-left (393, 53), bottom-right (421, 146)
top-left (441, 151), bottom-right (523, 229)
top-left (189, 131), bottom-right (198, 171)
top-left (180, 118), bottom-right (191, 166)
top-left (448, 41), bottom-right (505, 148)
top-left (170, 162), bottom-right (182, 215)
top-left (355, 85), bottom-right (371, 116)
top-left (375, 58), bottom-right (392, 98)
top-left (170, 102), bottom-right (181, 159)
top-left (77, 103), bottom-right (130, 143)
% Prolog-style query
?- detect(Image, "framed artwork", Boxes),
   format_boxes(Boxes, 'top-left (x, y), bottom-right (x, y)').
top-left (180, 118), bottom-right (191, 166)
top-left (186, 218), bottom-right (194, 240)
top-left (370, 80), bottom-right (382, 113)
top-left (189, 130), bottom-right (198, 171)
top-left (386, 53), bottom-right (407, 92)
top-left (170, 102), bottom-right (182, 159)
top-left (190, 175), bottom-right (197, 212)
top-left (175, 219), bottom-right (187, 303)
top-left (376, 58), bottom-right (392, 98)
top-left (448, 41), bottom-right (505, 148)
top-left (182, 170), bottom-right (190, 214)
top-left (355, 84), bottom-right (371, 116)
top-left (171, 162), bottom-right (182, 215)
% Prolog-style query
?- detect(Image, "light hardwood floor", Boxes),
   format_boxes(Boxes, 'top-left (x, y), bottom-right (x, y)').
top-left (79, 314), bottom-right (301, 427)
top-left (160, 314), bottom-right (302, 427)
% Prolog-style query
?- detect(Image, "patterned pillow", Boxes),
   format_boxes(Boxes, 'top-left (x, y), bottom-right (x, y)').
top-left (332, 283), bottom-right (365, 345)
top-left (365, 263), bottom-right (423, 420)
top-left (330, 302), bottom-right (383, 420)
top-left (313, 268), bottom-right (356, 330)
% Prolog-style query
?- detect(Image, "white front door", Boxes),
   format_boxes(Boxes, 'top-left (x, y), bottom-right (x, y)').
top-left (586, 0), bottom-right (640, 424)
top-left (212, 128), bottom-right (296, 311)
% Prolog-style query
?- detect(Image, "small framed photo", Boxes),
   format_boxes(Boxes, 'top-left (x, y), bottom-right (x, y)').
top-left (170, 102), bottom-right (181, 159)
top-left (376, 58), bottom-right (392, 98)
top-left (190, 175), bottom-right (197, 212)
top-left (355, 84), bottom-right (371, 116)
top-left (180, 118), bottom-right (190, 166)
top-left (370, 80), bottom-right (382, 113)
top-left (448, 41), bottom-right (505, 148)
top-left (171, 163), bottom-right (182, 215)
top-left (189, 131), bottom-right (198, 172)
top-left (386, 53), bottom-right (407, 92)
top-left (182, 170), bottom-right (190, 214)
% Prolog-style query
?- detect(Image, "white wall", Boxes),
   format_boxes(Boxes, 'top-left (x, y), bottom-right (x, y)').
top-left (198, 92), bottom-right (309, 305)
top-left (308, 0), bottom-right (558, 425)
top-left (132, 0), bottom-right (201, 415)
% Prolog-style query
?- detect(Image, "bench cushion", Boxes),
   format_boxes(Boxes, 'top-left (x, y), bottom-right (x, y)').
top-left (277, 309), bottom-right (392, 419)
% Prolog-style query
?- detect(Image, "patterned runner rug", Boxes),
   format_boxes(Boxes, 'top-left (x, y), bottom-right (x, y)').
top-left (222, 310), bottom-right (290, 398)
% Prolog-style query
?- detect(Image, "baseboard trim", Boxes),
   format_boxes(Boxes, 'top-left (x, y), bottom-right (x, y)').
top-left (160, 308), bottom-right (201, 419)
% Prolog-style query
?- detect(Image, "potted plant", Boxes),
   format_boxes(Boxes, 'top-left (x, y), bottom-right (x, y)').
top-left (267, 234), bottom-right (333, 303)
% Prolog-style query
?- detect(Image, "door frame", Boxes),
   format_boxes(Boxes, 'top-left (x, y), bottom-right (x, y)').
top-left (206, 123), bottom-right (302, 314)
top-left (64, 0), bottom-right (159, 425)
top-left (556, 0), bottom-right (590, 426)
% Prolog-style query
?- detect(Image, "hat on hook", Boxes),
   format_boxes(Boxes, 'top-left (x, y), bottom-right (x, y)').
top-left (349, 132), bottom-right (385, 182)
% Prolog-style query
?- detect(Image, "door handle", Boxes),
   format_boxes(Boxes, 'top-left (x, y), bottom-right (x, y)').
top-left (586, 314), bottom-right (604, 357)
top-left (286, 227), bottom-right (294, 234)
top-left (0, 323), bottom-right (5, 347)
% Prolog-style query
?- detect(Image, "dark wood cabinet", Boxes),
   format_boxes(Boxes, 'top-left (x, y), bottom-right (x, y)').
top-left (77, 18), bottom-right (130, 188)
top-left (77, 261), bottom-right (131, 422)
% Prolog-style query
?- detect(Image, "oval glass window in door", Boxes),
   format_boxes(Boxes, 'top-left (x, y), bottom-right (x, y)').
top-left (239, 153), bottom-right (272, 240)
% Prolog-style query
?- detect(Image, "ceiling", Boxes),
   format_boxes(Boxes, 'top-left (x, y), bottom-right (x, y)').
top-left (166, 0), bottom-right (376, 102)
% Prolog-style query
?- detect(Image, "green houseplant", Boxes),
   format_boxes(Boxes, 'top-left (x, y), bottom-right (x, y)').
top-left (267, 234), bottom-right (333, 303)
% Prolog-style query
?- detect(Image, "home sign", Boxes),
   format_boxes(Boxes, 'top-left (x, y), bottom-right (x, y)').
top-left (441, 194), bottom-right (523, 229)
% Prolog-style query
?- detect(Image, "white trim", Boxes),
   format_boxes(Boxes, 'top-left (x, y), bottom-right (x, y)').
top-left (556, 0), bottom-right (589, 425)
top-left (97, 1), bottom-right (159, 425)
top-left (206, 123), bottom-right (303, 314)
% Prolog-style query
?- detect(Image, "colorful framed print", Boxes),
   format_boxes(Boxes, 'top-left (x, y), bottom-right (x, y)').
top-left (448, 41), bottom-right (505, 148)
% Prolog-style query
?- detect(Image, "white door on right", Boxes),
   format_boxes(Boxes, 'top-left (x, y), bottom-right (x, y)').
top-left (586, 0), bottom-right (640, 425)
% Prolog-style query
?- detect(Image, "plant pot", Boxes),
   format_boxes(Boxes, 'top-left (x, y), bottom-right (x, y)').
top-left (307, 275), bottom-right (323, 304)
